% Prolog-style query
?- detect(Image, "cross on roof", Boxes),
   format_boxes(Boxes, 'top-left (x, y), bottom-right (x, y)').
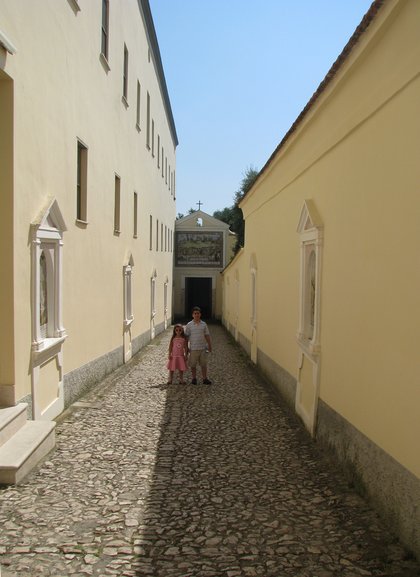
top-left (196, 200), bottom-right (203, 210)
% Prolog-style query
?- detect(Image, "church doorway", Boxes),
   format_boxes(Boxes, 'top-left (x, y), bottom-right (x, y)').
top-left (185, 277), bottom-right (212, 319)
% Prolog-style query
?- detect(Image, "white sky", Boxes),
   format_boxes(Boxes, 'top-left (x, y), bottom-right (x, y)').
top-left (150, 1), bottom-right (374, 216)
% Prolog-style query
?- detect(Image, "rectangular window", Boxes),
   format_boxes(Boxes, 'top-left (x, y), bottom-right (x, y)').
top-left (151, 120), bottom-right (155, 157)
top-left (165, 157), bottom-right (168, 184)
top-left (165, 225), bottom-right (167, 252)
top-left (136, 81), bottom-right (141, 128)
top-left (146, 92), bottom-right (151, 149)
top-left (77, 140), bottom-right (88, 222)
top-left (133, 192), bottom-right (138, 237)
top-left (161, 223), bottom-right (163, 251)
top-left (114, 175), bottom-right (121, 233)
top-left (156, 218), bottom-right (159, 251)
top-left (123, 44), bottom-right (129, 100)
top-left (101, 0), bottom-right (109, 60)
top-left (168, 164), bottom-right (171, 190)
top-left (149, 215), bottom-right (153, 250)
top-left (157, 135), bottom-right (160, 168)
top-left (161, 147), bottom-right (164, 177)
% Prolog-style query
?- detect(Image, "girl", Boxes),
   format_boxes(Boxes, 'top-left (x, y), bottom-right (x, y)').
top-left (167, 324), bottom-right (188, 384)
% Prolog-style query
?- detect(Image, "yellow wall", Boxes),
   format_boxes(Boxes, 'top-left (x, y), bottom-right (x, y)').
top-left (223, 0), bottom-right (420, 478)
top-left (0, 0), bottom-right (176, 410)
top-left (0, 72), bottom-right (14, 391)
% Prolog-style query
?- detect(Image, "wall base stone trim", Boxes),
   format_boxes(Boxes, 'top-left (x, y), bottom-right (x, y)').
top-left (64, 346), bottom-right (123, 409)
top-left (12, 330), bottom-right (156, 418)
top-left (257, 348), bottom-right (297, 410)
top-left (317, 399), bottom-right (420, 560)
top-left (63, 327), bottom-right (156, 409)
top-left (237, 331), bottom-right (251, 357)
top-left (132, 329), bottom-right (152, 357)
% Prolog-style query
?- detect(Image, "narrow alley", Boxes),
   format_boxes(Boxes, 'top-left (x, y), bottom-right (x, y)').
top-left (0, 325), bottom-right (418, 577)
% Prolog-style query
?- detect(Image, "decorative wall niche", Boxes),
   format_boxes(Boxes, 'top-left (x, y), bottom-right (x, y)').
top-left (296, 199), bottom-right (323, 359)
top-left (31, 198), bottom-right (67, 358)
top-left (123, 254), bottom-right (134, 327)
top-left (295, 199), bottom-right (324, 435)
top-left (30, 198), bottom-right (67, 420)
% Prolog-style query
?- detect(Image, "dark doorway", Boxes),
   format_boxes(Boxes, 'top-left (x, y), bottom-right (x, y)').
top-left (185, 277), bottom-right (212, 319)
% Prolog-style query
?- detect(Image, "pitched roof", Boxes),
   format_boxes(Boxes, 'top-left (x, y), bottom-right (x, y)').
top-left (176, 210), bottom-right (232, 230)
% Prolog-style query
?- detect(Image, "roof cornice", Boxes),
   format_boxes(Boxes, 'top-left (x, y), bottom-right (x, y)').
top-left (138, 0), bottom-right (178, 147)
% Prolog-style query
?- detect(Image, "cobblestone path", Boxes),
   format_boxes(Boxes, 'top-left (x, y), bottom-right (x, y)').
top-left (0, 325), bottom-right (419, 577)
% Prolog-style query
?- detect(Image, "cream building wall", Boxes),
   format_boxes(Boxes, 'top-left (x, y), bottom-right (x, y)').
top-left (0, 0), bottom-right (177, 420)
top-left (222, 0), bottom-right (420, 558)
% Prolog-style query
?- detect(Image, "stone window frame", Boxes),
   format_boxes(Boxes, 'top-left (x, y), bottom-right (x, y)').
top-left (76, 139), bottom-right (88, 224)
top-left (136, 80), bottom-right (141, 131)
top-left (122, 44), bottom-right (129, 105)
top-left (114, 174), bottom-right (121, 234)
top-left (100, 0), bottom-right (110, 72)
top-left (146, 92), bottom-right (151, 150)
top-left (133, 192), bottom-right (138, 238)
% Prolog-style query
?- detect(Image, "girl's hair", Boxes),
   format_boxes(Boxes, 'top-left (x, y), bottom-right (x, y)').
top-left (171, 324), bottom-right (185, 340)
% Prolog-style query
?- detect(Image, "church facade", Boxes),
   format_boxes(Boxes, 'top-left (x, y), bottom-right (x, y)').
top-left (0, 0), bottom-right (177, 479)
top-left (222, 0), bottom-right (420, 557)
top-left (173, 210), bottom-right (236, 321)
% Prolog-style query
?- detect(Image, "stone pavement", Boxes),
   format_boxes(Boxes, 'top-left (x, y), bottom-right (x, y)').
top-left (0, 325), bottom-right (419, 577)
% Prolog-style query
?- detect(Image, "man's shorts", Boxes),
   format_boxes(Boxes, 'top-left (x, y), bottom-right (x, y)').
top-left (189, 349), bottom-right (208, 368)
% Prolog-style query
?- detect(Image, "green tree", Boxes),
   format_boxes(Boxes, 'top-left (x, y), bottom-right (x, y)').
top-left (214, 166), bottom-right (259, 254)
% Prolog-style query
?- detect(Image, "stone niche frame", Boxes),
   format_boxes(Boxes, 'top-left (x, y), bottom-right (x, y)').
top-left (30, 198), bottom-right (67, 420)
top-left (250, 253), bottom-right (258, 364)
top-left (123, 253), bottom-right (134, 363)
top-left (296, 199), bottom-right (323, 435)
top-left (150, 268), bottom-right (157, 339)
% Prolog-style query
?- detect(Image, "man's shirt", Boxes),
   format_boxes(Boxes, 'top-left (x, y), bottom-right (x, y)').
top-left (185, 320), bottom-right (210, 350)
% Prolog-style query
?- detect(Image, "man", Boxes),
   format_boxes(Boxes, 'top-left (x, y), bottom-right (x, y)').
top-left (184, 306), bottom-right (212, 385)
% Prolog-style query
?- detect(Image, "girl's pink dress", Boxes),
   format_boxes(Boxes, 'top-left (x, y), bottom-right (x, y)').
top-left (167, 337), bottom-right (187, 371)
